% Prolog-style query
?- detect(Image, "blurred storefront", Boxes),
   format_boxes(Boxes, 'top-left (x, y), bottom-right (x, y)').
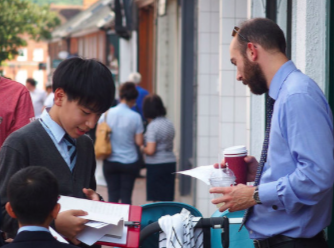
top-left (48, 0), bottom-right (116, 81)
top-left (47, 3), bottom-right (334, 245)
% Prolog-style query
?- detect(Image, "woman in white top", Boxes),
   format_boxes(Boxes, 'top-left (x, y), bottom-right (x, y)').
top-left (98, 82), bottom-right (143, 204)
top-left (141, 94), bottom-right (176, 201)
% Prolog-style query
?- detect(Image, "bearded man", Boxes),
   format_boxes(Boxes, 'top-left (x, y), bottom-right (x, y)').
top-left (210, 18), bottom-right (333, 248)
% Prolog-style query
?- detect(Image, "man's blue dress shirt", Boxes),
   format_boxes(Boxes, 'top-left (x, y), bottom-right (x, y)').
top-left (246, 61), bottom-right (334, 239)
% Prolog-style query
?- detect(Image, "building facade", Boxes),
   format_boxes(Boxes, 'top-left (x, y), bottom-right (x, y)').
top-left (46, 0), bottom-right (334, 244)
top-left (1, 34), bottom-right (48, 90)
top-left (150, 0), bottom-right (334, 243)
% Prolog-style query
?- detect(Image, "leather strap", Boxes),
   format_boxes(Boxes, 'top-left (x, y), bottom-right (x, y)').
top-left (253, 231), bottom-right (325, 248)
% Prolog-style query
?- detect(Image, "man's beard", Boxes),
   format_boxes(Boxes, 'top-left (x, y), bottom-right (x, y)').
top-left (242, 58), bottom-right (268, 95)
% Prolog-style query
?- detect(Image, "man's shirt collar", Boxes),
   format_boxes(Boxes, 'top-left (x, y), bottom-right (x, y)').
top-left (269, 60), bottom-right (297, 100)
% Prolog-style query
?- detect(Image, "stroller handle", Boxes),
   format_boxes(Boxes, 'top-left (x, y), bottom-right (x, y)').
top-left (139, 216), bottom-right (229, 248)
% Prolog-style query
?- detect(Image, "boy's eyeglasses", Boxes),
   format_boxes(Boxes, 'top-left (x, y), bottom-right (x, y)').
top-left (232, 26), bottom-right (250, 43)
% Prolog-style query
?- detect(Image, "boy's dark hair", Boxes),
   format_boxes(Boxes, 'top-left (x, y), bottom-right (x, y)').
top-left (143, 94), bottom-right (166, 119)
top-left (237, 18), bottom-right (286, 56)
top-left (7, 166), bottom-right (59, 225)
top-left (52, 57), bottom-right (115, 113)
top-left (26, 78), bottom-right (37, 87)
top-left (119, 82), bottom-right (138, 101)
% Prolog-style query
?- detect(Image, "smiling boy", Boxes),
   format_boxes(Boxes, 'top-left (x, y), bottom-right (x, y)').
top-left (0, 57), bottom-right (115, 247)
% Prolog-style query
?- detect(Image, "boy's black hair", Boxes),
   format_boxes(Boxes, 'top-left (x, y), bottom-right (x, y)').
top-left (119, 82), bottom-right (138, 101)
top-left (143, 94), bottom-right (166, 119)
top-left (7, 166), bottom-right (59, 225)
top-left (52, 57), bottom-right (115, 113)
top-left (26, 78), bottom-right (37, 87)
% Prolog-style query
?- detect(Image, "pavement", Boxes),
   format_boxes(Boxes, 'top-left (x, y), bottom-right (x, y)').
top-left (96, 168), bottom-right (190, 248)
top-left (96, 168), bottom-right (189, 206)
top-left (96, 170), bottom-right (149, 206)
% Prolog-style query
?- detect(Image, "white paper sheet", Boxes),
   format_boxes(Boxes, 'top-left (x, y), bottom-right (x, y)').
top-left (58, 196), bottom-right (130, 225)
top-left (98, 223), bottom-right (128, 245)
top-left (85, 220), bottom-right (110, 229)
top-left (49, 227), bottom-right (69, 244)
top-left (58, 196), bottom-right (130, 245)
top-left (176, 165), bottom-right (216, 185)
top-left (76, 224), bottom-right (124, 246)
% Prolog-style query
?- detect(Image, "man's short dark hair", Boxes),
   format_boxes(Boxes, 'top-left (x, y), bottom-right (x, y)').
top-left (7, 166), bottom-right (59, 225)
top-left (26, 78), bottom-right (37, 87)
top-left (237, 18), bottom-right (286, 56)
top-left (119, 82), bottom-right (138, 101)
top-left (52, 57), bottom-right (115, 113)
top-left (143, 94), bottom-right (166, 119)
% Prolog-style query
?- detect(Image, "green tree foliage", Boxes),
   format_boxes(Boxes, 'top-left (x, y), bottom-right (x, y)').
top-left (0, 0), bottom-right (61, 64)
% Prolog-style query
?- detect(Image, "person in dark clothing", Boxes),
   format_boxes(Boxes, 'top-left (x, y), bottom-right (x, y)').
top-left (127, 72), bottom-right (149, 177)
top-left (0, 57), bottom-right (115, 247)
top-left (128, 72), bottom-right (149, 120)
top-left (98, 82), bottom-right (143, 204)
top-left (141, 94), bottom-right (176, 201)
top-left (4, 166), bottom-right (77, 248)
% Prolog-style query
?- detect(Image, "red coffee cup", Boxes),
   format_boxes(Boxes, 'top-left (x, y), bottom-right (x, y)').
top-left (223, 145), bottom-right (247, 185)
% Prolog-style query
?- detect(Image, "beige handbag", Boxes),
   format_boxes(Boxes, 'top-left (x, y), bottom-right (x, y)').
top-left (94, 111), bottom-right (112, 159)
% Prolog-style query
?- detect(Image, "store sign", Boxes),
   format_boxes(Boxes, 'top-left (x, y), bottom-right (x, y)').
top-left (158, 0), bottom-right (167, 16)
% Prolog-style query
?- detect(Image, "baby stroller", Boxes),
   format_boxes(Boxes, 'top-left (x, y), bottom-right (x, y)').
top-left (211, 209), bottom-right (253, 248)
top-left (139, 202), bottom-right (230, 248)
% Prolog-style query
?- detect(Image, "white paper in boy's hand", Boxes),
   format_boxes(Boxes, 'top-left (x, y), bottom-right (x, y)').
top-left (176, 165), bottom-right (216, 185)
top-left (49, 227), bottom-right (68, 244)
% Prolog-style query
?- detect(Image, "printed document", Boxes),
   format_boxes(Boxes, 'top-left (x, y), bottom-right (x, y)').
top-left (58, 196), bottom-right (130, 245)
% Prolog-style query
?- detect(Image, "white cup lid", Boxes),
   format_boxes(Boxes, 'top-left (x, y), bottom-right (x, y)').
top-left (223, 145), bottom-right (247, 155)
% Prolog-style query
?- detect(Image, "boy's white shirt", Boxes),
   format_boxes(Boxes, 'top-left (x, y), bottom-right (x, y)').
top-left (39, 109), bottom-right (76, 170)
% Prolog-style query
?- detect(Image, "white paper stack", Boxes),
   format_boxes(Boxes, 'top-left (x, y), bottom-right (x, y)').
top-left (58, 195), bottom-right (130, 246)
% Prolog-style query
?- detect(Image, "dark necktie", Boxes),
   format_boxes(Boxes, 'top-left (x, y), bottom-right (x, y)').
top-left (239, 96), bottom-right (275, 231)
top-left (63, 133), bottom-right (77, 170)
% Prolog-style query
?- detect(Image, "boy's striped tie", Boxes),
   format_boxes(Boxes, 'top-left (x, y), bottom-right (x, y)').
top-left (63, 133), bottom-right (77, 170)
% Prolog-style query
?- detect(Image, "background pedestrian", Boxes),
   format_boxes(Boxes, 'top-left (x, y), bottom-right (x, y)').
top-left (142, 94), bottom-right (176, 201)
top-left (99, 82), bottom-right (144, 204)
top-left (25, 78), bottom-right (47, 117)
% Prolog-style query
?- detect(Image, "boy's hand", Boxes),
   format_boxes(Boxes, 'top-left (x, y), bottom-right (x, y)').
top-left (83, 188), bottom-right (100, 201)
top-left (5, 238), bottom-right (13, 243)
top-left (213, 156), bottom-right (259, 183)
top-left (55, 210), bottom-right (88, 245)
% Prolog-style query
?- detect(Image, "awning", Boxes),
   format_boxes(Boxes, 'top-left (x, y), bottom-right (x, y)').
top-left (51, 0), bottom-right (114, 39)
